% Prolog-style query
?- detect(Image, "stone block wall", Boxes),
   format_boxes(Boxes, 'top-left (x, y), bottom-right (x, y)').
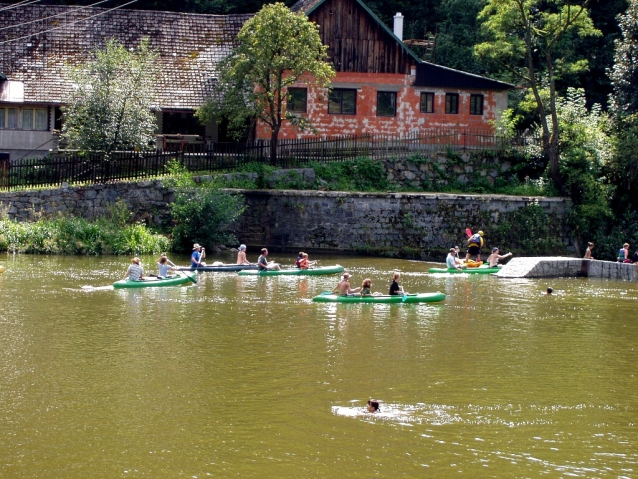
top-left (383, 153), bottom-right (513, 190)
top-left (0, 183), bottom-right (571, 258)
top-left (233, 190), bottom-right (571, 256)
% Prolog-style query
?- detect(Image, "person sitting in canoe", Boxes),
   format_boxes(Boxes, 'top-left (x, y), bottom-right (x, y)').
top-left (332, 272), bottom-right (360, 296)
top-left (257, 248), bottom-right (281, 271)
top-left (389, 272), bottom-right (408, 295)
top-left (298, 252), bottom-right (316, 269)
top-left (156, 256), bottom-right (176, 278)
top-left (123, 257), bottom-right (144, 281)
top-left (486, 247), bottom-right (512, 268)
top-left (191, 244), bottom-right (206, 268)
top-left (360, 278), bottom-right (383, 296)
top-left (237, 244), bottom-right (251, 265)
top-left (446, 248), bottom-right (463, 271)
top-left (295, 251), bottom-right (304, 268)
top-left (466, 230), bottom-right (485, 262)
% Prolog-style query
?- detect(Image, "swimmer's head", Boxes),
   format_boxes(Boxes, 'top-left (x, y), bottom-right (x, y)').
top-left (367, 399), bottom-right (380, 412)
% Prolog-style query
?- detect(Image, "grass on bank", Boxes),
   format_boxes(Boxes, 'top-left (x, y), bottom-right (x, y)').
top-left (209, 157), bottom-right (555, 197)
top-left (0, 201), bottom-right (171, 255)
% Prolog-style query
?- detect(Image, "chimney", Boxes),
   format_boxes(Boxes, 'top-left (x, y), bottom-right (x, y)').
top-left (393, 12), bottom-right (404, 41)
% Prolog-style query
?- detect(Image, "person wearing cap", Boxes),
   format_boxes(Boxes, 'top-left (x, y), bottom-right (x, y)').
top-left (486, 247), bottom-right (512, 268)
top-left (191, 243), bottom-right (206, 268)
top-left (332, 272), bottom-right (360, 296)
top-left (466, 230), bottom-right (485, 262)
top-left (237, 244), bottom-right (250, 265)
top-left (257, 248), bottom-right (280, 271)
top-left (123, 257), bottom-right (144, 281)
top-left (446, 248), bottom-right (463, 271)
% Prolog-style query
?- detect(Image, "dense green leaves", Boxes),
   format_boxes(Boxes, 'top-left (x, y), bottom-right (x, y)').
top-left (164, 162), bottom-right (246, 252)
top-left (61, 38), bottom-right (160, 157)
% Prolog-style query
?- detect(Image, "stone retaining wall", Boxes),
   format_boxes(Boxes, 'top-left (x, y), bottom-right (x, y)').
top-left (0, 183), bottom-right (572, 258)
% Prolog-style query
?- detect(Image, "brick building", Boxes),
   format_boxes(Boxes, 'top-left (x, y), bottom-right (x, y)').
top-left (258, 0), bottom-right (513, 140)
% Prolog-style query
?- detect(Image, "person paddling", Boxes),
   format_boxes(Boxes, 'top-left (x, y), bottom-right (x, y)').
top-left (191, 243), bottom-right (206, 268)
top-left (389, 272), bottom-right (408, 295)
top-left (298, 252), bottom-right (316, 269)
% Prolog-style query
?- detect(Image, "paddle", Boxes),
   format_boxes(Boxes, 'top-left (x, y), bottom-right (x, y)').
top-left (465, 228), bottom-right (472, 238)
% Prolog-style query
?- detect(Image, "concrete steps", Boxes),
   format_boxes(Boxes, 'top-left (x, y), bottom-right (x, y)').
top-left (495, 257), bottom-right (638, 281)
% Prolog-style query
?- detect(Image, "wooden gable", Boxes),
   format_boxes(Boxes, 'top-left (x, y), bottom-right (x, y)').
top-left (306, 0), bottom-right (416, 75)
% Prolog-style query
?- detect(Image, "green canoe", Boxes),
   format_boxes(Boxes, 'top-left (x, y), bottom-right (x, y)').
top-left (428, 266), bottom-right (500, 274)
top-left (313, 292), bottom-right (446, 303)
top-left (238, 265), bottom-right (345, 276)
top-left (113, 271), bottom-right (196, 289)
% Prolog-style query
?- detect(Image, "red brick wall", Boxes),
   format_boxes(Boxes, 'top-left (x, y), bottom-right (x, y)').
top-left (256, 72), bottom-right (506, 140)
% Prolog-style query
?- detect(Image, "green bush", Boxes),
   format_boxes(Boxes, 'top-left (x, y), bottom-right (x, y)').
top-left (0, 216), bottom-right (171, 255)
top-left (165, 161), bottom-right (246, 252)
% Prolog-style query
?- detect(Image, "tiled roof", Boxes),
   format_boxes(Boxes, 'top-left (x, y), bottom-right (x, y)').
top-left (0, 4), bottom-right (251, 109)
top-left (290, 0), bottom-right (324, 13)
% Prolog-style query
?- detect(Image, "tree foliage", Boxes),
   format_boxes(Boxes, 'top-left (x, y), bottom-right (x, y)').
top-left (61, 38), bottom-right (160, 157)
top-left (164, 162), bottom-right (246, 252)
top-left (610, 0), bottom-right (638, 115)
top-left (196, 2), bottom-right (335, 163)
top-left (475, 0), bottom-right (601, 187)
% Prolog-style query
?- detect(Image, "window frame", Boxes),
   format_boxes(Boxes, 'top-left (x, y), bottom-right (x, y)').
top-left (0, 106), bottom-right (49, 130)
top-left (420, 92), bottom-right (435, 113)
top-left (445, 93), bottom-right (459, 114)
top-left (470, 94), bottom-right (484, 116)
top-left (287, 87), bottom-right (308, 114)
top-left (377, 91), bottom-right (397, 117)
top-left (328, 88), bottom-right (357, 115)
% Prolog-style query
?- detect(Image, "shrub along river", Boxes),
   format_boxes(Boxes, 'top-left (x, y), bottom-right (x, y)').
top-left (0, 253), bottom-right (636, 478)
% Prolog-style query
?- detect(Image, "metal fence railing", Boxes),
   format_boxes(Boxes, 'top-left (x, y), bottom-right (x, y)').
top-left (0, 130), bottom-right (539, 191)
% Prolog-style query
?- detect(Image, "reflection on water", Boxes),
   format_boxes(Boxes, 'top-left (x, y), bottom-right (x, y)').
top-left (0, 253), bottom-right (637, 478)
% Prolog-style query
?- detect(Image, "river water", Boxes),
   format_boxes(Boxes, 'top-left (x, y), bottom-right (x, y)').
top-left (0, 253), bottom-right (636, 478)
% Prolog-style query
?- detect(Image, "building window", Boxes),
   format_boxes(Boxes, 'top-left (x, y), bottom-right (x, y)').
top-left (377, 91), bottom-right (397, 117)
top-left (470, 94), bottom-right (484, 115)
top-left (0, 107), bottom-right (48, 130)
top-left (35, 108), bottom-right (48, 130)
top-left (22, 108), bottom-right (34, 129)
top-left (420, 92), bottom-right (434, 113)
top-left (7, 108), bottom-right (18, 129)
top-left (445, 93), bottom-right (459, 114)
top-left (328, 89), bottom-right (356, 115)
top-left (287, 88), bottom-right (307, 113)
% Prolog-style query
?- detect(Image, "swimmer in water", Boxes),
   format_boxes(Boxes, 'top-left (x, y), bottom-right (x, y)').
top-left (367, 399), bottom-right (380, 413)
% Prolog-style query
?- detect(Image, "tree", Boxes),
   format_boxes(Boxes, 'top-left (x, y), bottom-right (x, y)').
top-left (164, 161), bottom-right (245, 251)
top-left (610, 0), bottom-right (638, 115)
top-left (475, 0), bottom-right (601, 187)
top-left (197, 2), bottom-right (335, 163)
top-left (61, 38), bottom-right (159, 158)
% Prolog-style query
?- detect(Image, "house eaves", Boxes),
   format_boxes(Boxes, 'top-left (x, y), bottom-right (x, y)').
top-left (414, 62), bottom-right (514, 91)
